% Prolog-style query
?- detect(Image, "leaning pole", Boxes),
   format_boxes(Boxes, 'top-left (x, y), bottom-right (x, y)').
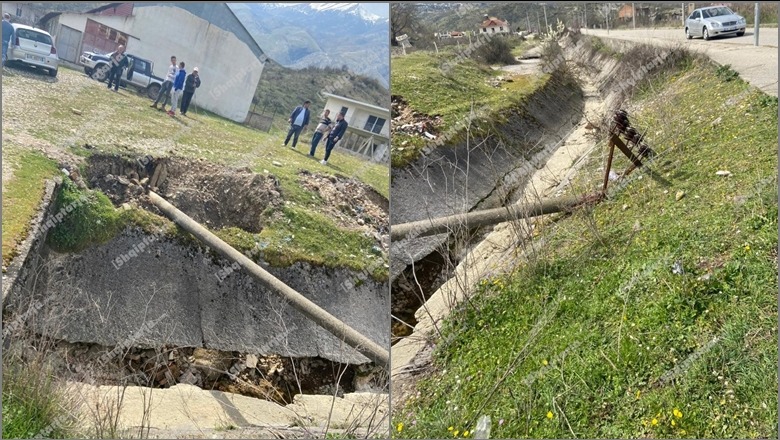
top-left (390, 195), bottom-right (586, 241)
top-left (148, 190), bottom-right (390, 368)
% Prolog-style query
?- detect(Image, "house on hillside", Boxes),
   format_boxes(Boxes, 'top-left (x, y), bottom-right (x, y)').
top-left (37, 2), bottom-right (268, 123)
top-left (321, 93), bottom-right (389, 162)
top-left (479, 14), bottom-right (509, 34)
top-left (617, 3), bottom-right (651, 21)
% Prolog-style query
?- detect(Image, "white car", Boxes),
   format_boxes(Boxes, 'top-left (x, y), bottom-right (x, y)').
top-left (8, 23), bottom-right (59, 77)
top-left (685, 6), bottom-right (746, 41)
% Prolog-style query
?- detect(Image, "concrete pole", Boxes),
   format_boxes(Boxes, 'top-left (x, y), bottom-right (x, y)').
top-left (390, 195), bottom-right (585, 241)
top-left (754, 3), bottom-right (760, 46)
top-left (543, 3), bottom-right (549, 31)
top-left (606, 4), bottom-right (610, 34)
top-left (682, 3), bottom-right (685, 27)
top-left (526, 12), bottom-right (531, 33)
top-left (632, 3), bottom-right (636, 29)
top-left (147, 191), bottom-right (390, 368)
top-left (434, 41), bottom-right (439, 54)
top-left (584, 3), bottom-right (587, 30)
top-left (537, 11), bottom-right (541, 34)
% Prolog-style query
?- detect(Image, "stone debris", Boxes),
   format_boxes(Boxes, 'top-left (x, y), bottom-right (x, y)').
top-left (391, 95), bottom-right (442, 140)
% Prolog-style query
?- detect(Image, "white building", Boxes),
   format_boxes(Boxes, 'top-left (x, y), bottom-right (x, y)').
top-left (479, 15), bottom-right (510, 34)
top-left (38, 2), bottom-right (267, 123)
top-left (321, 93), bottom-right (389, 162)
top-left (1, 2), bottom-right (40, 25)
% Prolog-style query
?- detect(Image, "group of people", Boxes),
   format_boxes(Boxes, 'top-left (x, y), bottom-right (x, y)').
top-left (284, 100), bottom-right (348, 166)
top-left (150, 55), bottom-right (201, 116)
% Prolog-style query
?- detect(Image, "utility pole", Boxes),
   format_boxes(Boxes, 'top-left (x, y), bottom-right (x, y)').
top-left (605, 3), bottom-right (610, 34)
top-left (537, 11), bottom-right (541, 34)
top-left (681, 3), bottom-right (685, 27)
top-left (754, 3), bottom-right (760, 46)
top-left (632, 3), bottom-right (636, 29)
top-left (542, 3), bottom-right (548, 31)
top-left (527, 11), bottom-right (531, 33)
top-left (584, 3), bottom-right (587, 29)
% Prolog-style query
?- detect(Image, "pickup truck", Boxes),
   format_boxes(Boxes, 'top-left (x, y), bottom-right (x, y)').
top-left (79, 51), bottom-right (164, 99)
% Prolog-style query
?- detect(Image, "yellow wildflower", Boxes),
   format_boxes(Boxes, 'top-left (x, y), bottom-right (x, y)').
top-left (547, 411), bottom-right (554, 419)
top-left (453, 430), bottom-right (460, 437)
top-left (673, 408), bottom-right (683, 418)
top-left (397, 422), bottom-right (403, 432)
top-left (463, 430), bottom-right (470, 437)
top-left (448, 426), bottom-right (454, 431)
top-left (542, 359), bottom-right (548, 366)
top-left (651, 418), bottom-right (658, 426)
top-left (671, 419), bottom-right (676, 427)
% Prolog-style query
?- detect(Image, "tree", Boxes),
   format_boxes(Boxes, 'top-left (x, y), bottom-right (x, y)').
top-left (391, 3), bottom-right (418, 46)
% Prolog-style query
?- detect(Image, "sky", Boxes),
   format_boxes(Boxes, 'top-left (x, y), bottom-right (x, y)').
top-left (360, 3), bottom-right (389, 19)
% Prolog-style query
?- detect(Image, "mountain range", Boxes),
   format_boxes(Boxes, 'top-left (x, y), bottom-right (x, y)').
top-left (228, 3), bottom-right (389, 89)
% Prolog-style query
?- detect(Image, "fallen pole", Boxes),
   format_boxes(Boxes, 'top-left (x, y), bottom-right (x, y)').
top-left (147, 190), bottom-right (389, 368)
top-left (390, 195), bottom-right (589, 241)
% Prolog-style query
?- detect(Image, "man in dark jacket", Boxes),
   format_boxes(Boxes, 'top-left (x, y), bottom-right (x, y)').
top-left (2, 13), bottom-right (13, 67)
top-left (284, 100), bottom-right (311, 149)
top-left (321, 111), bottom-right (348, 165)
top-left (106, 45), bottom-right (129, 92)
top-left (180, 66), bottom-right (201, 116)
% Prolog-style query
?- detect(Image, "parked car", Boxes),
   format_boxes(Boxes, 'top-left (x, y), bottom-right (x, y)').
top-left (79, 51), bottom-right (164, 99)
top-left (7, 23), bottom-right (58, 77)
top-left (685, 6), bottom-right (746, 40)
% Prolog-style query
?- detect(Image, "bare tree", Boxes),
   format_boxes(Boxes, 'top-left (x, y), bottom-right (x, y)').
top-left (391, 3), bottom-right (418, 46)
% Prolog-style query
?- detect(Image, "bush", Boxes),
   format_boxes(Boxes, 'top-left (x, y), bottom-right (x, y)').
top-left (475, 36), bottom-right (516, 65)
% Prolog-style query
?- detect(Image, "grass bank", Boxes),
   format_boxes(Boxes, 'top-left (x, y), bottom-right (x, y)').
top-left (390, 49), bottom-right (548, 168)
top-left (394, 55), bottom-right (777, 438)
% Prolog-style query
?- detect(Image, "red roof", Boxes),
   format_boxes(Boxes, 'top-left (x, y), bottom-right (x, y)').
top-left (480, 17), bottom-right (508, 27)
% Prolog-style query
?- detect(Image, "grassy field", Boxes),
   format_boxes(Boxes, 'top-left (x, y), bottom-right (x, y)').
top-left (2, 66), bottom-right (388, 276)
top-left (393, 58), bottom-right (777, 438)
top-left (390, 48), bottom-right (548, 167)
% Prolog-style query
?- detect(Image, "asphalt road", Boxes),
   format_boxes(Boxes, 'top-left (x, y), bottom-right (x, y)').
top-left (583, 27), bottom-right (778, 96)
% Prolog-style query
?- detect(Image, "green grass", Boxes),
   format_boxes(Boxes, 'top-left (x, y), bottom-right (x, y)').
top-left (3, 66), bottom-right (388, 275)
top-left (394, 60), bottom-right (777, 438)
top-left (391, 50), bottom-right (548, 167)
top-left (1, 150), bottom-right (59, 267)
top-left (2, 354), bottom-right (76, 439)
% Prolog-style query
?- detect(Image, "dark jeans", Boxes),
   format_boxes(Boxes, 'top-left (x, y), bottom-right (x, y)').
top-left (181, 91), bottom-right (194, 114)
top-left (309, 131), bottom-right (325, 156)
top-left (285, 125), bottom-right (303, 148)
top-left (2, 42), bottom-right (8, 67)
top-left (324, 137), bottom-right (338, 162)
top-left (154, 80), bottom-right (173, 106)
top-left (107, 66), bottom-right (122, 90)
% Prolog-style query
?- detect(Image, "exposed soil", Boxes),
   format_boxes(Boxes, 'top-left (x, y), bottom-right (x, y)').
top-left (391, 95), bottom-right (443, 139)
top-left (299, 170), bottom-right (389, 247)
top-left (84, 154), bottom-right (283, 233)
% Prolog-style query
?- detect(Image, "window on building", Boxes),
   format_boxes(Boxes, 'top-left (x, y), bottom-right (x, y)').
top-left (363, 116), bottom-right (386, 134)
top-left (16, 5), bottom-right (22, 16)
top-left (340, 106), bottom-right (349, 118)
top-left (500, 26), bottom-right (503, 31)
top-left (491, 27), bottom-right (495, 33)
top-left (482, 27), bottom-right (487, 32)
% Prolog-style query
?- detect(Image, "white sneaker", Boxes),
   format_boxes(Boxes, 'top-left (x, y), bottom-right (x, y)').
top-left (320, 160), bottom-right (327, 165)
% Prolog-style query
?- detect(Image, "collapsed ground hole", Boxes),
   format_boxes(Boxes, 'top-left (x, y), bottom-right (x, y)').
top-left (82, 153), bottom-right (283, 233)
top-left (6, 338), bottom-right (386, 405)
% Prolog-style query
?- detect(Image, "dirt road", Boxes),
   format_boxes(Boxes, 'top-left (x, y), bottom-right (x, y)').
top-left (584, 27), bottom-right (778, 96)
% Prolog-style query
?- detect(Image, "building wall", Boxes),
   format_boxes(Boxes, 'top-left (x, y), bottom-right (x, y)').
top-left (322, 96), bottom-right (390, 138)
top-left (51, 6), bottom-right (264, 122)
top-left (2, 2), bottom-right (39, 26)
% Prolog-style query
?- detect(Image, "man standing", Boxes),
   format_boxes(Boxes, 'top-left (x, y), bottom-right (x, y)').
top-left (284, 100), bottom-right (311, 149)
top-left (321, 112), bottom-right (348, 165)
top-left (106, 45), bottom-right (129, 92)
top-left (2, 13), bottom-right (13, 68)
top-left (168, 61), bottom-right (186, 116)
top-left (151, 55), bottom-right (176, 110)
top-left (180, 66), bottom-right (201, 116)
top-left (308, 109), bottom-right (332, 158)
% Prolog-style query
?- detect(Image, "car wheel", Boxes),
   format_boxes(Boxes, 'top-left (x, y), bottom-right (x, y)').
top-left (92, 63), bottom-right (108, 81)
top-left (685, 27), bottom-right (692, 39)
top-left (703, 27), bottom-right (710, 40)
top-left (147, 83), bottom-right (161, 100)
top-left (84, 67), bottom-right (93, 76)
top-left (49, 68), bottom-right (57, 77)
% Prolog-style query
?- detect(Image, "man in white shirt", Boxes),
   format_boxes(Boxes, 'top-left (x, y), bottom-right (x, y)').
top-left (284, 100), bottom-right (311, 149)
top-left (151, 55), bottom-right (177, 110)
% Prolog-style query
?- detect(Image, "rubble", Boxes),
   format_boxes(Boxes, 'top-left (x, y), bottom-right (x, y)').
top-left (391, 95), bottom-right (443, 140)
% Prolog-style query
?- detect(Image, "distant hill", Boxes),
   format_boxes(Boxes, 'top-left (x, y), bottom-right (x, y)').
top-left (252, 60), bottom-right (388, 124)
top-left (228, 3), bottom-right (389, 88)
